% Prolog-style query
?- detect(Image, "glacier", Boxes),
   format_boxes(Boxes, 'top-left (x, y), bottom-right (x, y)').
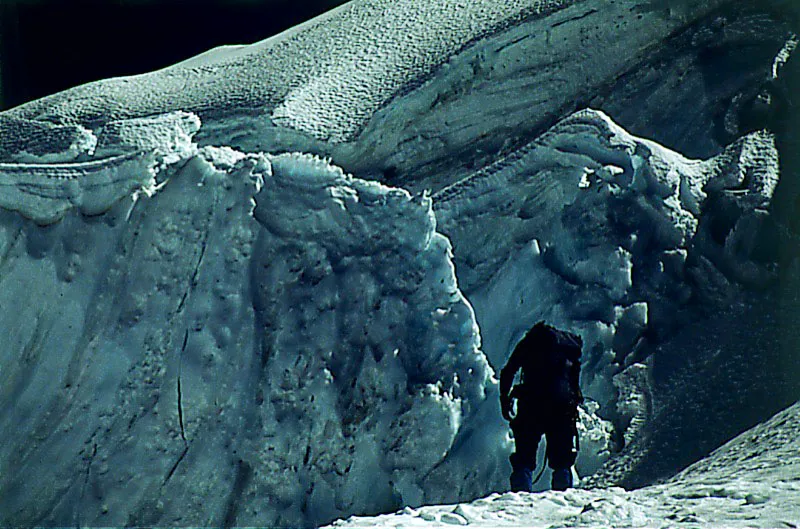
top-left (1, 0), bottom-right (799, 527)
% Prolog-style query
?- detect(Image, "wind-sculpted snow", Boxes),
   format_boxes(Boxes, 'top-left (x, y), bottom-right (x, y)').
top-left (0, 0), bottom-right (797, 525)
top-left (0, 0), bottom-right (581, 147)
top-left (3, 0), bottom-right (787, 194)
top-left (0, 112), bottom-right (199, 225)
top-left (428, 109), bottom-right (780, 497)
top-left (434, 108), bottom-right (778, 392)
top-left (246, 153), bottom-right (492, 523)
top-left (0, 138), bottom-right (494, 526)
top-left (0, 151), bottom-right (157, 225)
top-left (0, 103), bottom-right (785, 525)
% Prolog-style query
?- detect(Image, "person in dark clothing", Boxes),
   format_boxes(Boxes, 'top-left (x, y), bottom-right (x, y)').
top-left (500, 321), bottom-right (583, 492)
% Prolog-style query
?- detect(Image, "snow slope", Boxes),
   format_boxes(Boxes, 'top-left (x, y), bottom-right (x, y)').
top-left (2, 0), bottom-right (791, 190)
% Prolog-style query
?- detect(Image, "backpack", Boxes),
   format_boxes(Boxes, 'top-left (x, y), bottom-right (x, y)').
top-left (513, 324), bottom-right (584, 415)
top-left (548, 327), bottom-right (583, 409)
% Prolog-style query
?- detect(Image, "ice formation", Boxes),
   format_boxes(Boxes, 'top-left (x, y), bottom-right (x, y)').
top-left (435, 109), bottom-right (779, 399)
top-left (0, 106), bottom-right (782, 526)
top-left (420, 109), bottom-right (780, 504)
top-left (0, 125), bottom-right (495, 525)
top-left (0, 0), bottom-right (797, 526)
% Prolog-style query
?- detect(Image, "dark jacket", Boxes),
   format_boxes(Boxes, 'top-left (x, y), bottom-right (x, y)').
top-left (500, 323), bottom-right (583, 421)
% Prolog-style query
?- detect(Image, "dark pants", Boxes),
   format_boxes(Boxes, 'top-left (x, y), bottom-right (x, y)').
top-left (509, 404), bottom-right (577, 491)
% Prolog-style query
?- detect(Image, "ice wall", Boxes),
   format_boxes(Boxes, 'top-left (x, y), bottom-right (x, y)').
top-left (436, 109), bottom-right (778, 366)
top-left (245, 153), bottom-right (492, 524)
top-left (432, 109), bottom-right (779, 491)
top-left (0, 116), bottom-right (494, 526)
top-left (0, 103), bottom-right (779, 525)
top-left (0, 0), bottom-right (796, 524)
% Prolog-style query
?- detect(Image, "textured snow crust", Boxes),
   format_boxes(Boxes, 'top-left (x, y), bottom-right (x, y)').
top-left (0, 0), bottom-right (581, 147)
top-left (1, 0), bottom-right (770, 193)
top-left (0, 111), bottom-right (200, 225)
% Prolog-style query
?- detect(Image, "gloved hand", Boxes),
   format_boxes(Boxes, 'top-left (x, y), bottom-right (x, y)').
top-left (501, 395), bottom-right (514, 421)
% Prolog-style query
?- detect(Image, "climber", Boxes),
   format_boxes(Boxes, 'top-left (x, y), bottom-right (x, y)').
top-left (500, 321), bottom-right (583, 492)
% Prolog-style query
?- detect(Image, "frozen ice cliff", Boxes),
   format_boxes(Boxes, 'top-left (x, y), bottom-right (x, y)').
top-left (1, 0), bottom-right (799, 527)
top-left (0, 133), bottom-right (494, 526)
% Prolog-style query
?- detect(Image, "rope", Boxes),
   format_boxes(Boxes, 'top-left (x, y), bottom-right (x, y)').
top-left (533, 428), bottom-right (579, 487)
top-left (532, 455), bottom-right (548, 485)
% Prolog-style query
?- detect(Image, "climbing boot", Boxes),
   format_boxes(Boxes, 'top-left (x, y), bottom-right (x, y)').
top-left (509, 465), bottom-right (533, 492)
top-left (551, 467), bottom-right (573, 491)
